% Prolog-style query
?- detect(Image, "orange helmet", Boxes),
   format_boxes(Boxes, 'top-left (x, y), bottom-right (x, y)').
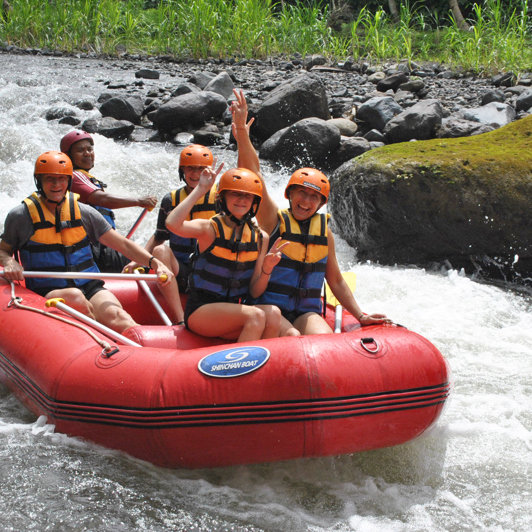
top-left (34, 151), bottom-right (73, 177)
top-left (179, 144), bottom-right (214, 167)
top-left (34, 151), bottom-right (73, 197)
top-left (218, 168), bottom-right (263, 200)
top-left (285, 168), bottom-right (330, 203)
top-left (217, 168), bottom-right (263, 222)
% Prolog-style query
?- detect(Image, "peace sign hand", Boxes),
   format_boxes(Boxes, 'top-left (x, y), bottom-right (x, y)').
top-left (262, 238), bottom-right (289, 274)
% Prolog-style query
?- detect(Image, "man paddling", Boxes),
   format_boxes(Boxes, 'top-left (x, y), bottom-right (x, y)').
top-left (0, 151), bottom-right (173, 334)
top-left (60, 130), bottom-right (157, 273)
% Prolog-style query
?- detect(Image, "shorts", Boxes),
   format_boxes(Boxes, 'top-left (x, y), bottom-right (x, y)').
top-left (176, 261), bottom-right (191, 293)
top-left (34, 279), bottom-right (106, 300)
top-left (184, 289), bottom-right (244, 328)
top-left (91, 243), bottom-right (130, 274)
top-left (280, 308), bottom-right (309, 324)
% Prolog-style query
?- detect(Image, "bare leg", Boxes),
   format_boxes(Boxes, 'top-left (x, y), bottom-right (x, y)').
top-left (187, 302), bottom-right (267, 343)
top-left (279, 314), bottom-right (301, 337)
top-left (88, 289), bottom-right (138, 333)
top-left (45, 287), bottom-right (96, 319)
top-left (293, 312), bottom-right (333, 335)
top-left (152, 243), bottom-right (184, 323)
top-left (256, 304), bottom-right (282, 339)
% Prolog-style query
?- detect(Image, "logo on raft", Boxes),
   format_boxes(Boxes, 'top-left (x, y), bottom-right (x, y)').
top-left (198, 346), bottom-right (270, 378)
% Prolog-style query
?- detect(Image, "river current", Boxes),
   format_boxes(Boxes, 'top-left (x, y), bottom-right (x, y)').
top-left (0, 53), bottom-right (531, 532)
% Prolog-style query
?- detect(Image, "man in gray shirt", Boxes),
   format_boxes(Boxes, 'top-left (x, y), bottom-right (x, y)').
top-left (0, 150), bottom-right (174, 334)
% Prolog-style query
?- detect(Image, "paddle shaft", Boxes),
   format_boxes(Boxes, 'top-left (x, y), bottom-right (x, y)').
top-left (133, 270), bottom-right (173, 326)
top-left (126, 208), bottom-right (150, 239)
top-left (48, 300), bottom-right (141, 347)
top-left (0, 270), bottom-right (161, 282)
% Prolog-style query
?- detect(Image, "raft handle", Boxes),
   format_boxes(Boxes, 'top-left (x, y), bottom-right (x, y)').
top-left (360, 337), bottom-right (380, 354)
top-left (103, 346), bottom-right (120, 358)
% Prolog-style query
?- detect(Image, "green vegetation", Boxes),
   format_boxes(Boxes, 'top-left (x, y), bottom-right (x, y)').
top-left (1, 0), bottom-right (532, 74)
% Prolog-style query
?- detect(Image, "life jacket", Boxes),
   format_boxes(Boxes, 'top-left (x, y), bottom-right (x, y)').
top-left (189, 214), bottom-right (260, 302)
top-left (74, 169), bottom-right (116, 228)
top-left (253, 209), bottom-right (329, 314)
top-left (168, 184), bottom-right (217, 266)
top-left (19, 192), bottom-right (100, 293)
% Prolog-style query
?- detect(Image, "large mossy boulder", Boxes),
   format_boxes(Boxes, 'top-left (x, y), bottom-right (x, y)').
top-left (329, 115), bottom-right (532, 284)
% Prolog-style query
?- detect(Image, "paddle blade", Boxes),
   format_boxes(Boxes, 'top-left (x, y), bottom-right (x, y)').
top-left (325, 272), bottom-right (357, 307)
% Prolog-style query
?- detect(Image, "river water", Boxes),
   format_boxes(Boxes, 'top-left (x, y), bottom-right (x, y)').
top-left (0, 53), bottom-right (531, 532)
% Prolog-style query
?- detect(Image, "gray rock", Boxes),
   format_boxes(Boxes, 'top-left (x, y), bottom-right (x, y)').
top-left (329, 137), bottom-right (372, 167)
top-left (254, 74), bottom-right (330, 140)
top-left (357, 96), bottom-right (403, 132)
top-left (459, 102), bottom-right (515, 127)
top-left (259, 117), bottom-right (340, 168)
top-left (82, 116), bottom-right (135, 140)
top-left (151, 91), bottom-right (228, 134)
top-left (384, 99), bottom-right (443, 143)
top-left (327, 117), bottom-right (358, 136)
top-left (203, 71), bottom-right (235, 99)
top-left (99, 95), bottom-right (144, 125)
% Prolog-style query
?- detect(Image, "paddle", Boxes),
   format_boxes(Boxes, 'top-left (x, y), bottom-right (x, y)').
top-left (325, 272), bottom-right (357, 333)
top-left (133, 268), bottom-right (173, 326)
top-left (45, 298), bottom-right (142, 347)
top-left (0, 270), bottom-right (167, 282)
top-left (125, 207), bottom-right (152, 240)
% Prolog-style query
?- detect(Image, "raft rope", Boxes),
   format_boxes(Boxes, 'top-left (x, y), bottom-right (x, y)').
top-left (7, 280), bottom-right (118, 357)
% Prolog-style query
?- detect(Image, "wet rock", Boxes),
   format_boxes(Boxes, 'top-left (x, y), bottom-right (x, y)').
top-left (151, 90), bottom-right (228, 134)
top-left (383, 99), bottom-right (443, 143)
top-left (82, 116), bottom-right (135, 139)
top-left (99, 95), bottom-right (144, 125)
top-left (135, 69), bottom-right (160, 80)
top-left (259, 117), bottom-right (340, 168)
top-left (356, 96), bottom-right (403, 133)
top-left (253, 73), bottom-right (330, 140)
top-left (330, 115), bottom-right (532, 281)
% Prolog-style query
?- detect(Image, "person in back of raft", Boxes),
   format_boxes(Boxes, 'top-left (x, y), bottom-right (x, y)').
top-left (0, 151), bottom-right (173, 334)
top-left (123, 144), bottom-right (218, 326)
top-left (60, 130), bottom-right (158, 273)
top-left (165, 164), bottom-right (288, 342)
top-left (231, 89), bottom-right (389, 335)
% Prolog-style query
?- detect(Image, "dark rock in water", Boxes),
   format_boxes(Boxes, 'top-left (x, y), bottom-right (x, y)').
top-left (99, 95), bottom-right (144, 125)
top-left (82, 116), bottom-right (135, 139)
top-left (329, 115), bottom-right (532, 284)
top-left (259, 117), bottom-right (340, 168)
top-left (193, 125), bottom-right (224, 145)
top-left (135, 69), bottom-right (160, 80)
top-left (151, 91), bottom-right (228, 134)
top-left (45, 106), bottom-right (77, 121)
top-left (58, 116), bottom-right (81, 126)
top-left (254, 73), bottom-right (330, 140)
top-left (329, 137), bottom-right (372, 167)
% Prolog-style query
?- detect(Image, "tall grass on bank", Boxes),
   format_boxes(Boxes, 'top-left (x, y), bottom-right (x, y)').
top-left (1, 0), bottom-right (532, 74)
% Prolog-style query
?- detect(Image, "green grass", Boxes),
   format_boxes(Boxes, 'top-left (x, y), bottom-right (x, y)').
top-left (1, 0), bottom-right (532, 74)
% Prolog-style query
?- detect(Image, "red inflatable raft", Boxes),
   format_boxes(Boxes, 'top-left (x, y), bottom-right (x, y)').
top-left (0, 277), bottom-right (451, 469)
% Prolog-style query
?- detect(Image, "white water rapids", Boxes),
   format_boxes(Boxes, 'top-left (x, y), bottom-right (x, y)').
top-left (0, 53), bottom-right (531, 532)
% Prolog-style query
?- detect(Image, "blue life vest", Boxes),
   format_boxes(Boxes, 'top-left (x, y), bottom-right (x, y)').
top-left (253, 209), bottom-right (329, 314)
top-left (168, 185), bottom-right (218, 266)
top-left (189, 215), bottom-right (260, 302)
top-left (19, 192), bottom-right (100, 293)
top-left (75, 169), bottom-right (116, 228)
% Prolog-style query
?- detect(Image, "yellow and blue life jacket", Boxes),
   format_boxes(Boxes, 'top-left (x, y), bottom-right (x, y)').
top-left (75, 169), bottom-right (116, 228)
top-left (189, 214), bottom-right (260, 302)
top-left (253, 209), bottom-right (329, 314)
top-left (168, 184), bottom-right (217, 267)
top-left (19, 192), bottom-right (100, 293)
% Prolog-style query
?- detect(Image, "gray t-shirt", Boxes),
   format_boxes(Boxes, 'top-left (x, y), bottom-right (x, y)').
top-left (1, 200), bottom-right (112, 251)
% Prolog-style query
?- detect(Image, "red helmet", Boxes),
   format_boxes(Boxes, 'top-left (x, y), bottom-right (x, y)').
top-left (60, 130), bottom-right (93, 154)
top-left (285, 168), bottom-right (330, 203)
top-left (179, 145), bottom-right (214, 167)
top-left (34, 151), bottom-right (73, 177)
top-left (218, 168), bottom-right (263, 200)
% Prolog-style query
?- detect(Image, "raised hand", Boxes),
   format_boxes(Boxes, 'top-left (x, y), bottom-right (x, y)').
top-left (262, 238), bottom-right (289, 274)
